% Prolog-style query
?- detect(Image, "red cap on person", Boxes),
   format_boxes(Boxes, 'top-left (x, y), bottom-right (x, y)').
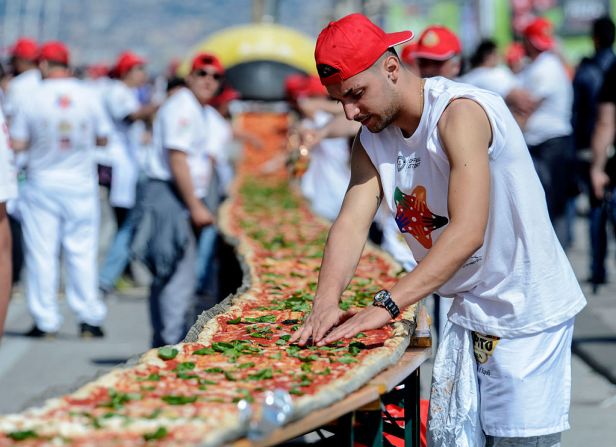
top-left (210, 86), bottom-right (240, 107)
top-left (38, 41), bottom-right (70, 65)
top-left (505, 42), bottom-right (525, 66)
top-left (191, 52), bottom-right (224, 74)
top-left (401, 42), bottom-right (417, 65)
top-left (414, 25), bottom-right (462, 61)
top-left (285, 74), bottom-right (326, 100)
top-left (315, 13), bottom-right (413, 86)
top-left (114, 51), bottom-right (146, 78)
top-left (11, 38), bottom-right (38, 61)
top-left (523, 17), bottom-right (555, 51)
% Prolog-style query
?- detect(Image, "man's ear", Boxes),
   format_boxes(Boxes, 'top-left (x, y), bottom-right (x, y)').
top-left (384, 55), bottom-right (400, 81)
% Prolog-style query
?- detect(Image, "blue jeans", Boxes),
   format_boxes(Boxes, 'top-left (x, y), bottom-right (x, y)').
top-left (589, 188), bottom-right (616, 283)
top-left (99, 207), bottom-right (139, 292)
top-left (195, 224), bottom-right (218, 296)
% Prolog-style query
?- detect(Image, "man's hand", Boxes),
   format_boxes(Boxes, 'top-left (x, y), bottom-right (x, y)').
top-left (319, 305), bottom-right (391, 346)
top-left (189, 202), bottom-right (215, 228)
top-left (591, 167), bottom-right (610, 200)
top-left (289, 300), bottom-right (353, 346)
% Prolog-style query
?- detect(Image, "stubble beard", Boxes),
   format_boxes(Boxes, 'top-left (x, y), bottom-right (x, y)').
top-left (366, 102), bottom-right (399, 133)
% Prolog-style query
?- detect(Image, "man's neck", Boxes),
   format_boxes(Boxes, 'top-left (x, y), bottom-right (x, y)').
top-left (44, 69), bottom-right (70, 79)
top-left (395, 74), bottom-right (424, 138)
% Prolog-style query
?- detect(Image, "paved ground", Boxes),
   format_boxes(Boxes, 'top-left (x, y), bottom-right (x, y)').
top-left (1, 216), bottom-right (615, 445)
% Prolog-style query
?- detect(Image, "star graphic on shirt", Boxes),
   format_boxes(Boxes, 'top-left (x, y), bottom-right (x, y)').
top-left (394, 186), bottom-right (448, 249)
top-left (57, 95), bottom-right (72, 109)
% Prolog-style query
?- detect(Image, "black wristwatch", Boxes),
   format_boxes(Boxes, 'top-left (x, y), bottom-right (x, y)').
top-left (373, 289), bottom-right (400, 318)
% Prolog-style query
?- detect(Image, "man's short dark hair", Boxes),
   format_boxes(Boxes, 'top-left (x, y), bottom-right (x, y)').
top-left (593, 16), bottom-right (615, 49)
top-left (470, 39), bottom-right (497, 68)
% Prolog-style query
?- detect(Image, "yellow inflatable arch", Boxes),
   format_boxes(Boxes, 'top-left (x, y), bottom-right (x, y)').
top-left (179, 23), bottom-right (317, 75)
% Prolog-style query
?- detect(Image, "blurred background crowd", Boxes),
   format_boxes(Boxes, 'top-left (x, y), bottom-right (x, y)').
top-left (1, 0), bottom-right (616, 349)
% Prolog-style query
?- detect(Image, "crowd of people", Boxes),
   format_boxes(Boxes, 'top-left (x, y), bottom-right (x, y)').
top-left (0, 39), bottom-right (244, 347)
top-left (0, 15), bottom-right (614, 354)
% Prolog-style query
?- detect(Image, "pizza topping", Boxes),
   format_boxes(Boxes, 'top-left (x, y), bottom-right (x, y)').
top-left (161, 395), bottom-right (198, 405)
top-left (7, 430), bottom-right (38, 441)
top-left (143, 426), bottom-right (168, 441)
top-left (157, 347), bottom-right (179, 361)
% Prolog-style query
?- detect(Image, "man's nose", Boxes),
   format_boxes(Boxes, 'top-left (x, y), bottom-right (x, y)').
top-left (343, 102), bottom-right (359, 120)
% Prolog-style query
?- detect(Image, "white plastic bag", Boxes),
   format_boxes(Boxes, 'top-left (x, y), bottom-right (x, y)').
top-left (427, 321), bottom-right (485, 446)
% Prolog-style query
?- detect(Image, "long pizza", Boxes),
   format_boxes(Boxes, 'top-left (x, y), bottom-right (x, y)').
top-left (0, 112), bottom-right (417, 446)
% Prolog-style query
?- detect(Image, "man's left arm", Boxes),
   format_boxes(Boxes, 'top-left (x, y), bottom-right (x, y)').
top-left (322, 99), bottom-right (491, 343)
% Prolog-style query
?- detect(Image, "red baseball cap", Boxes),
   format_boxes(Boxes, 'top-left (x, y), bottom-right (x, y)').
top-left (315, 13), bottom-right (413, 86)
top-left (11, 37), bottom-right (38, 61)
top-left (191, 52), bottom-right (224, 74)
top-left (114, 51), bottom-right (146, 78)
top-left (285, 74), bottom-right (326, 100)
top-left (505, 42), bottom-right (525, 66)
top-left (38, 41), bottom-right (70, 65)
top-left (401, 42), bottom-right (417, 65)
top-left (523, 17), bottom-right (555, 51)
top-left (210, 86), bottom-right (240, 107)
top-left (414, 25), bottom-right (462, 61)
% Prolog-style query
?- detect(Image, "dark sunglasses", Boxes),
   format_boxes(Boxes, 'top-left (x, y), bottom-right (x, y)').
top-left (193, 69), bottom-right (223, 81)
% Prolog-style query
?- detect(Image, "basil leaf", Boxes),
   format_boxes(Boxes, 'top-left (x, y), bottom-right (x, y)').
top-left (244, 315), bottom-right (276, 323)
top-left (157, 347), bottom-right (178, 360)
top-left (338, 354), bottom-right (358, 364)
top-left (238, 362), bottom-right (256, 369)
top-left (161, 395), bottom-right (198, 405)
top-left (143, 426), bottom-right (168, 441)
top-left (173, 362), bottom-right (196, 372)
top-left (227, 317), bottom-right (242, 324)
top-left (193, 347), bottom-right (216, 355)
top-left (8, 430), bottom-right (38, 441)
top-left (248, 368), bottom-right (273, 380)
top-left (348, 342), bottom-right (367, 356)
top-left (137, 373), bottom-right (161, 382)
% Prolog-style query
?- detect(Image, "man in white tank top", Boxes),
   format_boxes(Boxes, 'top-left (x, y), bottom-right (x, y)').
top-left (291, 13), bottom-right (586, 446)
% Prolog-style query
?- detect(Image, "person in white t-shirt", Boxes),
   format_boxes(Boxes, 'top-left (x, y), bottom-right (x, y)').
top-left (285, 74), bottom-right (354, 222)
top-left (291, 14), bottom-right (586, 446)
top-left (98, 52), bottom-right (158, 294)
top-left (104, 51), bottom-right (157, 219)
top-left (135, 52), bottom-right (222, 347)
top-left (5, 38), bottom-right (41, 120)
top-left (4, 38), bottom-right (42, 288)
top-left (460, 39), bottom-right (538, 110)
top-left (10, 41), bottom-right (112, 338)
top-left (517, 17), bottom-right (577, 248)
top-left (461, 40), bottom-right (517, 97)
top-left (0, 109), bottom-right (17, 339)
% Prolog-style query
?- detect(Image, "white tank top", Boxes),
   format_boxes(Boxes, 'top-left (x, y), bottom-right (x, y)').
top-left (360, 77), bottom-right (586, 336)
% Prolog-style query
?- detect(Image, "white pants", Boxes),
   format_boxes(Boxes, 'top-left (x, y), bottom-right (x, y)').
top-left (428, 319), bottom-right (573, 445)
top-left (19, 182), bottom-right (106, 332)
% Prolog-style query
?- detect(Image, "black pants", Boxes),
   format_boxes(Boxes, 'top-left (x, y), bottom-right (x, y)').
top-left (528, 135), bottom-right (578, 245)
top-left (9, 215), bottom-right (23, 285)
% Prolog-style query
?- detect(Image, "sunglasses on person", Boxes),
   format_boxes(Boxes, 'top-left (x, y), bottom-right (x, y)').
top-left (193, 69), bottom-right (223, 81)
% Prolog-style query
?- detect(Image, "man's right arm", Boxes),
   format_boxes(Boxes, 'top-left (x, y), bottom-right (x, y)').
top-left (291, 132), bottom-right (382, 345)
top-left (590, 102), bottom-right (616, 199)
top-left (167, 149), bottom-right (215, 228)
top-left (0, 203), bottom-right (12, 338)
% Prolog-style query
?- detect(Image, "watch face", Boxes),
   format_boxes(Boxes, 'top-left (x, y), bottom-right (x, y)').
top-left (374, 290), bottom-right (388, 303)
